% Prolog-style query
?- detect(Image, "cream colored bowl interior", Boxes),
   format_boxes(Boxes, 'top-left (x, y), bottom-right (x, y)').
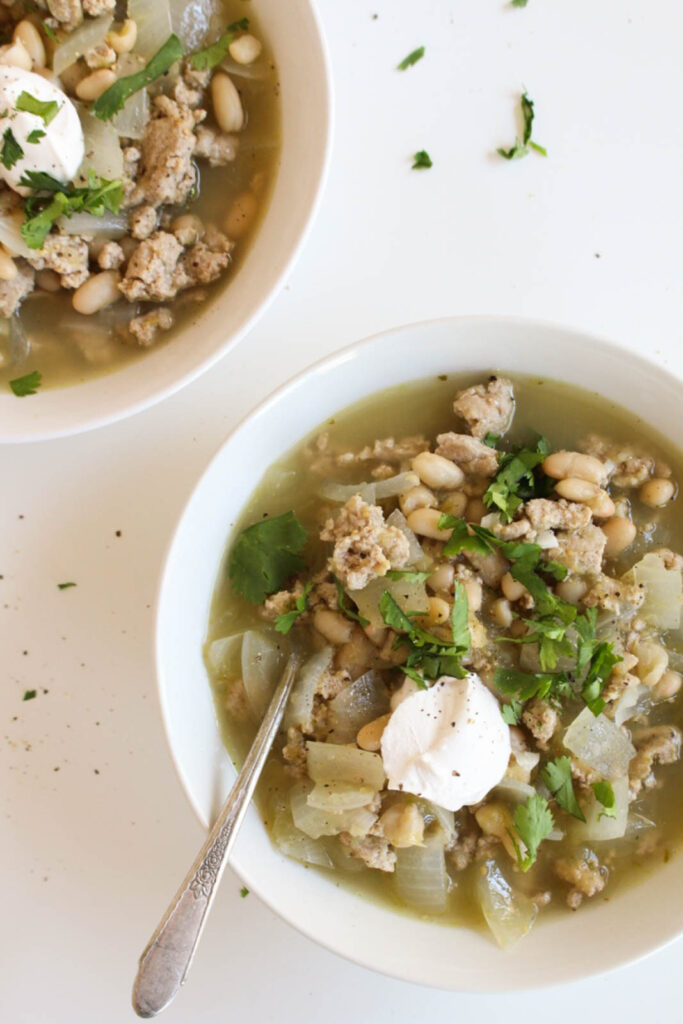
top-left (156, 318), bottom-right (683, 991)
top-left (0, 0), bottom-right (332, 442)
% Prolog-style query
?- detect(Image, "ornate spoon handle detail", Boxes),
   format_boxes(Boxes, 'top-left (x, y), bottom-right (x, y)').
top-left (132, 654), bottom-right (301, 1018)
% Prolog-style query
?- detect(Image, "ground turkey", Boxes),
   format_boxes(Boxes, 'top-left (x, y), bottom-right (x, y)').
top-left (453, 376), bottom-right (515, 439)
top-left (320, 494), bottom-right (410, 591)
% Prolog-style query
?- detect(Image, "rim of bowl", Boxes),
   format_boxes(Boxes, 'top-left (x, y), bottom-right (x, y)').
top-left (155, 315), bottom-right (683, 991)
top-left (0, 0), bottom-right (334, 444)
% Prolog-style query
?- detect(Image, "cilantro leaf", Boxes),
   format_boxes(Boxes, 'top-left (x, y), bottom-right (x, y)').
top-left (483, 432), bottom-right (499, 448)
top-left (494, 666), bottom-right (558, 703)
top-left (379, 588), bottom-right (469, 682)
top-left (23, 689), bottom-right (37, 701)
top-left (190, 18), bottom-right (250, 70)
top-left (16, 91), bottom-right (59, 125)
top-left (239, 886), bottom-right (250, 898)
top-left (333, 577), bottom-right (370, 627)
top-left (92, 35), bottom-right (185, 120)
top-left (483, 437), bottom-right (550, 522)
top-left (511, 0), bottom-right (529, 6)
top-left (497, 91), bottom-right (546, 161)
top-left (1, 127), bottom-right (23, 169)
top-left (501, 615), bottom-right (575, 671)
top-left (397, 46), bottom-right (425, 70)
top-left (508, 793), bottom-right (554, 871)
top-left (412, 150), bottom-right (432, 169)
top-left (228, 511), bottom-right (308, 605)
top-left (450, 580), bottom-right (470, 651)
top-left (42, 20), bottom-right (58, 42)
top-left (26, 128), bottom-right (45, 144)
top-left (541, 756), bottom-right (586, 822)
top-left (592, 780), bottom-right (618, 820)
top-left (9, 369), bottom-right (41, 396)
top-left (385, 569), bottom-right (431, 584)
top-left (57, 582), bottom-right (76, 590)
top-left (581, 642), bottom-right (620, 716)
top-left (440, 516), bottom-right (492, 557)
top-left (20, 173), bottom-right (124, 249)
top-left (274, 581), bottom-right (312, 635)
top-left (501, 699), bottom-right (523, 725)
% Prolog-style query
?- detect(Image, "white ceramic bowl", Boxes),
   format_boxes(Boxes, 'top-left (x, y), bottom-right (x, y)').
top-left (156, 317), bottom-right (683, 991)
top-left (0, 0), bottom-right (332, 443)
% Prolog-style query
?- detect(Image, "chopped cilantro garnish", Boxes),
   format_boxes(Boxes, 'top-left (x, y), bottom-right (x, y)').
top-left (42, 20), bottom-right (58, 42)
top-left (511, 0), bottom-right (528, 6)
top-left (483, 432), bottom-right (499, 448)
top-left (501, 698), bottom-right (523, 725)
top-left (333, 577), bottom-right (370, 627)
top-left (385, 569), bottom-right (431, 584)
top-left (93, 35), bottom-right (185, 120)
top-left (508, 793), bottom-right (554, 871)
top-left (439, 516), bottom-right (491, 558)
top-left (20, 171), bottom-right (124, 249)
top-left (501, 615), bottom-right (576, 671)
top-left (239, 886), bottom-right (250, 898)
top-left (541, 756), bottom-right (586, 822)
top-left (379, 582), bottom-right (470, 684)
top-left (592, 780), bottom-right (617, 820)
top-left (57, 582), bottom-right (77, 590)
top-left (494, 665), bottom-right (572, 705)
top-left (412, 149), bottom-right (432, 169)
top-left (483, 436), bottom-right (550, 522)
top-left (228, 511), bottom-right (308, 605)
top-left (1, 127), bottom-right (23, 169)
top-left (9, 369), bottom-right (41, 396)
top-left (23, 689), bottom-right (37, 701)
top-left (16, 91), bottom-right (60, 125)
top-left (397, 46), bottom-right (425, 70)
top-left (27, 128), bottom-right (45, 144)
top-left (190, 18), bottom-right (250, 70)
top-left (497, 91), bottom-right (546, 161)
top-left (274, 581), bottom-right (312, 635)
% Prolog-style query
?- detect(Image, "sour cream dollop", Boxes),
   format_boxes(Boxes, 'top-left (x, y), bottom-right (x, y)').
top-left (0, 67), bottom-right (84, 193)
top-left (380, 674), bottom-right (511, 811)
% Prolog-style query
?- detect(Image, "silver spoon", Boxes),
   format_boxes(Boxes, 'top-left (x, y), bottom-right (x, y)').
top-left (132, 653), bottom-right (301, 1018)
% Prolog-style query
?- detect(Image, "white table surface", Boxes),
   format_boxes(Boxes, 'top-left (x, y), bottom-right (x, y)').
top-left (2, 1), bottom-right (682, 1022)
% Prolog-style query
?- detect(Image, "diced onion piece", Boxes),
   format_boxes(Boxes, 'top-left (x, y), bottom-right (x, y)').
top-left (241, 629), bottom-right (285, 720)
top-left (111, 56), bottom-right (150, 139)
top-left (271, 804), bottom-right (334, 868)
top-left (0, 212), bottom-right (32, 258)
top-left (77, 108), bottom-right (125, 182)
top-left (170, 0), bottom-right (220, 49)
top-left (631, 552), bottom-right (683, 631)
top-left (53, 14), bottom-right (113, 75)
top-left (285, 648), bottom-right (333, 733)
top-left (494, 777), bottom-right (537, 803)
top-left (386, 509), bottom-right (430, 570)
top-left (128, 0), bottom-right (173, 61)
top-left (476, 859), bottom-right (537, 949)
top-left (394, 839), bottom-right (448, 914)
top-left (348, 575), bottom-right (430, 631)
top-left (307, 781), bottom-right (377, 812)
top-left (574, 776), bottom-right (629, 842)
top-left (563, 707), bottom-right (635, 779)
top-left (206, 633), bottom-right (242, 676)
top-left (420, 800), bottom-right (456, 846)
top-left (327, 671), bottom-right (389, 744)
top-left (306, 741), bottom-right (386, 789)
top-left (326, 839), bottom-right (367, 873)
top-left (290, 781), bottom-right (377, 839)
top-left (626, 812), bottom-right (656, 836)
top-left (373, 471), bottom-right (420, 499)
top-left (319, 481), bottom-right (376, 504)
top-left (57, 211), bottom-right (128, 236)
top-left (612, 678), bottom-right (650, 726)
top-left (220, 55), bottom-right (269, 80)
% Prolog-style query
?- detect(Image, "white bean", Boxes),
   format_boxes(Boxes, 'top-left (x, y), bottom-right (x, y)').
top-left (543, 450), bottom-right (606, 484)
top-left (212, 71), bottom-right (244, 133)
top-left (171, 213), bottom-right (205, 246)
top-left (13, 20), bottom-right (45, 68)
top-left (633, 640), bottom-right (669, 688)
top-left (379, 803), bottom-right (424, 848)
top-left (490, 597), bottom-right (513, 628)
top-left (223, 191), bottom-right (258, 239)
top-left (357, 713), bottom-right (391, 752)
top-left (439, 492), bottom-right (467, 518)
top-left (653, 670), bottom-right (682, 701)
top-left (406, 507), bottom-right (452, 541)
top-left (466, 498), bottom-right (486, 523)
top-left (425, 596), bottom-right (451, 626)
top-left (501, 572), bottom-right (526, 602)
top-left (601, 516), bottom-right (637, 557)
top-left (463, 579), bottom-right (482, 612)
top-left (427, 562), bottom-right (454, 594)
top-left (76, 68), bottom-right (116, 101)
top-left (411, 451), bottom-right (464, 490)
top-left (555, 477), bottom-right (600, 503)
top-left (107, 19), bottom-right (137, 55)
top-left (0, 249), bottom-right (17, 281)
top-left (72, 270), bottom-right (121, 315)
top-left (585, 489), bottom-right (616, 519)
top-left (228, 33), bottom-right (262, 65)
top-left (312, 607), bottom-right (353, 646)
top-left (639, 478), bottom-right (675, 509)
top-left (555, 577), bottom-right (588, 604)
top-left (35, 268), bottom-right (60, 292)
top-left (0, 39), bottom-right (32, 71)
top-left (399, 484), bottom-right (436, 516)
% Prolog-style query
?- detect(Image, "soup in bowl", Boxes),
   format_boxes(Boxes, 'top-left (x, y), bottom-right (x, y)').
top-left (156, 318), bottom-right (683, 990)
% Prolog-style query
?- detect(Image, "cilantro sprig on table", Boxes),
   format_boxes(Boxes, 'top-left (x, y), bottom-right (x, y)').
top-left (498, 91), bottom-right (547, 161)
top-left (228, 511), bottom-right (308, 605)
top-left (379, 580), bottom-right (470, 686)
top-left (397, 46), bottom-right (425, 70)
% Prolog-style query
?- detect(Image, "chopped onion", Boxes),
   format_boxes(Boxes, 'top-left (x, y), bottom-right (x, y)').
top-left (128, 0), bottom-right (173, 61)
top-left (574, 776), bottom-right (629, 842)
top-left (112, 56), bottom-right (150, 139)
top-left (327, 671), bottom-right (389, 744)
top-left (57, 211), bottom-right (128, 236)
top-left (348, 575), bottom-right (430, 630)
top-left (206, 633), bottom-right (242, 676)
top-left (285, 647), bottom-right (333, 733)
top-left (241, 629), bottom-right (285, 720)
top-left (626, 811), bottom-right (656, 836)
top-left (631, 552), bottom-right (682, 631)
top-left (271, 804), bottom-right (334, 868)
top-left (319, 480), bottom-right (376, 504)
top-left (386, 509), bottom-right (430, 570)
top-left (326, 839), bottom-right (367, 873)
top-left (306, 741), bottom-right (386, 789)
top-left (290, 781), bottom-right (377, 839)
top-left (420, 800), bottom-right (456, 845)
top-left (394, 840), bottom-right (448, 914)
top-left (494, 777), bottom-right (537, 803)
top-left (612, 678), bottom-right (650, 727)
top-left (563, 707), bottom-right (635, 779)
top-left (476, 859), bottom-right (537, 949)
top-left (307, 781), bottom-right (377, 812)
top-left (374, 471), bottom-right (420, 499)
top-left (53, 14), bottom-right (113, 76)
top-left (170, 0), bottom-right (221, 49)
top-left (9, 315), bottom-right (29, 361)
top-left (77, 108), bottom-right (125, 182)
top-left (0, 213), bottom-right (32, 258)
top-left (220, 56), bottom-right (269, 80)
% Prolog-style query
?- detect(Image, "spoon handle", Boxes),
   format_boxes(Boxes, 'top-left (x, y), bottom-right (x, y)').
top-left (132, 653), bottom-right (300, 1018)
